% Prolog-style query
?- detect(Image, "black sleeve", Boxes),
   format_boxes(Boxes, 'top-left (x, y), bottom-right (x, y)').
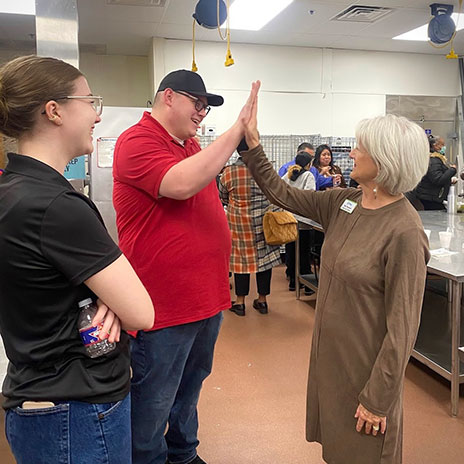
top-left (427, 158), bottom-right (456, 186)
top-left (41, 192), bottom-right (122, 286)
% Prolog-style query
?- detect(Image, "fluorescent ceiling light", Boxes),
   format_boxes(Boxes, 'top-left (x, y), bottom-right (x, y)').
top-left (229, 0), bottom-right (294, 31)
top-left (393, 13), bottom-right (464, 41)
top-left (0, 0), bottom-right (35, 15)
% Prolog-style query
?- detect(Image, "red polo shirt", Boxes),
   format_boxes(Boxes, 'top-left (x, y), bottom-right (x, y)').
top-left (113, 112), bottom-right (231, 332)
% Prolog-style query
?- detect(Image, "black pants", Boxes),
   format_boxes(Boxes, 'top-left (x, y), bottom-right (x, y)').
top-left (234, 269), bottom-right (272, 296)
top-left (285, 229), bottom-right (312, 285)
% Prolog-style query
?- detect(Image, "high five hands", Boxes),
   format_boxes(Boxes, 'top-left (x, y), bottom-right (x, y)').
top-left (238, 80), bottom-right (261, 150)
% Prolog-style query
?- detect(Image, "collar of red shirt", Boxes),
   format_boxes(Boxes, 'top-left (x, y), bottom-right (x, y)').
top-left (141, 111), bottom-right (198, 149)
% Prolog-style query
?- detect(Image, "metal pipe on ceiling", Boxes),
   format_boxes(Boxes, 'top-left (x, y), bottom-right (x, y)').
top-left (35, 0), bottom-right (79, 68)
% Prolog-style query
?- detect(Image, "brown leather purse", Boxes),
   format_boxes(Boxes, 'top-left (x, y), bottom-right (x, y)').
top-left (263, 210), bottom-right (297, 245)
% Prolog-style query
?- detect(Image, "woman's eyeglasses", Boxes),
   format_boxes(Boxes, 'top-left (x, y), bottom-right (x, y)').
top-left (41, 96), bottom-right (103, 116)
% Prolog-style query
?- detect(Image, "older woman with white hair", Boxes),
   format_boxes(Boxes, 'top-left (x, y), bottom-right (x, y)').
top-left (240, 101), bottom-right (430, 464)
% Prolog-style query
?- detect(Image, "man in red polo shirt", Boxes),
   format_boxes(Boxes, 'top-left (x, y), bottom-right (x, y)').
top-left (113, 70), bottom-right (259, 464)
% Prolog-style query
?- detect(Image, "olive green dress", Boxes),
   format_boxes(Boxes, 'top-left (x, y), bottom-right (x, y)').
top-left (242, 145), bottom-right (429, 464)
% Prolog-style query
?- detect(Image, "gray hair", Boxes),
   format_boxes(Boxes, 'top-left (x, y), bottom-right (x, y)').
top-left (355, 114), bottom-right (429, 195)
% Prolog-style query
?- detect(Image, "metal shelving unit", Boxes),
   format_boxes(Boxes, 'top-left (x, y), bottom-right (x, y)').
top-left (294, 216), bottom-right (323, 300)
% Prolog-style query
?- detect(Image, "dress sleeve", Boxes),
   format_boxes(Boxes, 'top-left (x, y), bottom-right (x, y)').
top-left (316, 173), bottom-right (334, 190)
top-left (278, 163), bottom-right (288, 177)
top-left (358, 228), bottom-right (429, 416)
top-left (241, 144), bottom-right (347, 228)
top-left (113, 133), bottom-right (180, 199)
top-left (41, 192), bottom-right (122, 286)
top-left (218, 170), bottom-right (230, 205)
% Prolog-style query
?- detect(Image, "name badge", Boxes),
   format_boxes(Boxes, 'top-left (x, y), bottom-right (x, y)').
top-left (340, 199), bottom-right (357, 214)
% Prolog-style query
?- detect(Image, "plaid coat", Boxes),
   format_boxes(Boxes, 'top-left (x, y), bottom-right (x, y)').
top-left (219, 158), bottom-right (281, 274)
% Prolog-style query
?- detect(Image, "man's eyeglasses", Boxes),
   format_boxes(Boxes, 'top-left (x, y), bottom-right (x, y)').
top-left (41, 96), bottom-right (103, 116)
top-left (174, 91), bottom-right (211, 115)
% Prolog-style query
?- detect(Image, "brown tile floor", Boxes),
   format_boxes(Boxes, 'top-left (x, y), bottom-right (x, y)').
top-left (0, 265), bottom-right (463, 463)
top-left (196, 265), bottom-right (464, 463)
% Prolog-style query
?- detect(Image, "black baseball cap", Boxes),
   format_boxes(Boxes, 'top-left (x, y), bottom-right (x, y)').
top-left (157, 69), bottom-right (224, 106)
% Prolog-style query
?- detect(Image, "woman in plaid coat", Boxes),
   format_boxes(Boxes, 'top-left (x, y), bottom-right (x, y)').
top-left (219, 139), bottom-right (281, 316)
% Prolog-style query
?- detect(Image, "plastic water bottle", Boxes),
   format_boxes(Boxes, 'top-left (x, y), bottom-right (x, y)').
top-left (447, 185), bottom-right (456, 214)
top-left (78, 298), bottom-right (116, 358)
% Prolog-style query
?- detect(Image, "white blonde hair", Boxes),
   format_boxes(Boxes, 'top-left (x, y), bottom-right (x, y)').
top-left (355, 114), bottom-right (429, 195)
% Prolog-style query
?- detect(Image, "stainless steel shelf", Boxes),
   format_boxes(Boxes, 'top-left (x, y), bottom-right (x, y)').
top-left (412, 286), bottom-right (464, 383)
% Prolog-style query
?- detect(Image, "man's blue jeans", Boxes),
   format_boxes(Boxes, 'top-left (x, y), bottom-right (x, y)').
top-left (5, 393), bottom-right (131, 463)
top-left (130, 312), bottom-right (223, 464)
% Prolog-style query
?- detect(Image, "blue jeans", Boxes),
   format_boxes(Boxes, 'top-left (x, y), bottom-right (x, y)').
top-left (5, 393), bottom-right (131, 464)
top-left (131, 312), bottom-right (223, 464)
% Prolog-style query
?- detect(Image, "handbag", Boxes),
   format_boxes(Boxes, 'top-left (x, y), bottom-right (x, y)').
top-left (263, 210), bottom-right (298, 245)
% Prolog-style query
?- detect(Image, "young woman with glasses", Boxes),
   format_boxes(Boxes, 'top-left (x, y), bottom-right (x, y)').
top-left (0, 55), bottom-right (154, 463)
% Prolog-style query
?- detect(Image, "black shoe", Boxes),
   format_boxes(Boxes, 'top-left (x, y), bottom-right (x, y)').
top-left (304, 287), bottom-right (315, 296)
top-left (229, 303), bottom-right (245, 316)
top-left (253, 299), bottom-right (268, 314)
top-left (289, 282), bottom-right (304, 291)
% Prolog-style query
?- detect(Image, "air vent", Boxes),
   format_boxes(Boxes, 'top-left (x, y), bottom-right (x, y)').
top-left (332, 5), bottom-right (394, 23)
top-left (106, 0), bottom-right (166, 6)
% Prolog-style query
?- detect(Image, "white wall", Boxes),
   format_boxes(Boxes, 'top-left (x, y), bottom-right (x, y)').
top-left (151, 39), bottom-right (461, 137)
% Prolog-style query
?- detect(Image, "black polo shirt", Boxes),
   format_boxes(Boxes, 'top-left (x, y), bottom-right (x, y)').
top-left (0, 153), bottom-right (129, 409)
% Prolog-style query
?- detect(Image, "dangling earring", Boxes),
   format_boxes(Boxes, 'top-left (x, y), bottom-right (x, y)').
top-left (373, 187), bottom-right (377, 199)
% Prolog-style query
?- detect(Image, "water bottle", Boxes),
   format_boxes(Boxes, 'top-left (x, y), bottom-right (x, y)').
top-left (77, 298), bottom-right (116, 358)
top-left (447, 185), bottom-right (456, 214)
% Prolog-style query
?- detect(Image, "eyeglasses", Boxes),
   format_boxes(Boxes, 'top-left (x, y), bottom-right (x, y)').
top-left (174, 91), bottom-right (210, 115)
top-left (41, 95), bottom-right (103, 116)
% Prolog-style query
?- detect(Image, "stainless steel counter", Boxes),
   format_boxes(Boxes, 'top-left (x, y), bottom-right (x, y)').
top-left (295, 210), bottom-right (464, 416)
top-left (419, 210), bottom-right (464, 280)
top-left (416, 210), bottom-right (464, 417)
